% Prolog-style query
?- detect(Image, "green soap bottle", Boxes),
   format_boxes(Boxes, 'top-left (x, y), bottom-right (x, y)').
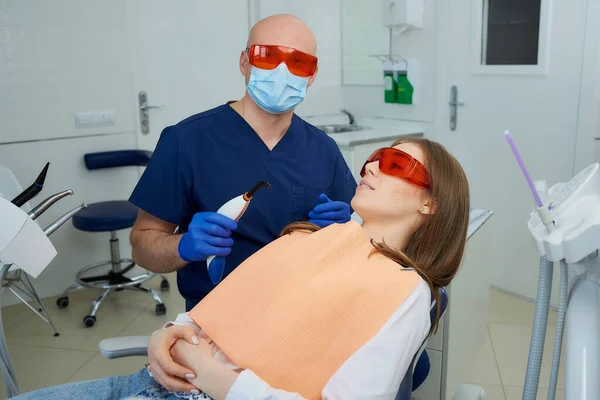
top-left (396, 71), bottom-right (413, 105)
top-left (384, 69), bottom-right (397, 104)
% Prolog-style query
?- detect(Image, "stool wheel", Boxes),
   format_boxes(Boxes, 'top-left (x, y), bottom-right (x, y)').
top-left (56, 297), bottom-right (69, 309)
top-left (155, 304), bottom-right (167, 316)
top-left (160, 279), bottom-right (170, 292)
top-left (83, 315), bottom-right (97, 328)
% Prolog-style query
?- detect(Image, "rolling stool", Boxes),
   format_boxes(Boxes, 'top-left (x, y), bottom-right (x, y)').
top-left (56, 150), bottom-right (169, 327)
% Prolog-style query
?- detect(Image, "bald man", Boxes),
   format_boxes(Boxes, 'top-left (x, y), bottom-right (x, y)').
top-left (129, 14), bottom-right (357, 310)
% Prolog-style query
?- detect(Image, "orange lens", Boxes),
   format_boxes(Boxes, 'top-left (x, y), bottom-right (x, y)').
top-left (360, 147), bottom-right (430, 189)
top-left (247, 44), bottom-right (318, 78)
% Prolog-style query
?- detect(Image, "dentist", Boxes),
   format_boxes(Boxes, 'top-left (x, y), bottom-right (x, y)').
top-left (129, 14), bottom-right (356, 311)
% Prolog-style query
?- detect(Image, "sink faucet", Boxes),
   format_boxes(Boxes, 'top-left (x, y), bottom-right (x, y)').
top-left (340, 108), bottom-right (355, 125)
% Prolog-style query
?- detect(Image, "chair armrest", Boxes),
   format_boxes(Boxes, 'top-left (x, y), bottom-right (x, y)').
top-left (99, 336), bottom-right (150, 359)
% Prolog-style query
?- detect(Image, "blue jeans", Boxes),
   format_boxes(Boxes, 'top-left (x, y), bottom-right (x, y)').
top-left (11, 368), bottom-right (211, 400)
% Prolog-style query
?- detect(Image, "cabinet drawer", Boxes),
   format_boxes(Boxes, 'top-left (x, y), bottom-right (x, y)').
top-left (426, 318), bottom-right (444, 352)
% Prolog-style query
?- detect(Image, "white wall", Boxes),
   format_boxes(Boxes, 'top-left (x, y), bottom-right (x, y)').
top-left (574, 0), bottom-right (600, 172)
top-left (0, 1), bottom-right (135, 144)
top-left (0, 1), bottom-right (141, 306)
top-left (340, 0), bottom-right (437, 124)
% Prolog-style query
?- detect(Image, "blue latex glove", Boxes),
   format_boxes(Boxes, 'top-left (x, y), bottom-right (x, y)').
top-left (308, 193), bottom-right (351, 228)
top-left (178, 212), bottom-right (237, 262)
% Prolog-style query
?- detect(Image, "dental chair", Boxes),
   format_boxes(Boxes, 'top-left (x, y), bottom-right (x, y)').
top-left (56, 150), bottom-right (169, 327)
top-left (97, 287), bottom-right (448, 398)
top-left (98, 209), bottom-right (492, 396)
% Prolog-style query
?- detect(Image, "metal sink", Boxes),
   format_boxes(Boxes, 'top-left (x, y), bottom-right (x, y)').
top-left (316, 124), bottom-right (368, 134)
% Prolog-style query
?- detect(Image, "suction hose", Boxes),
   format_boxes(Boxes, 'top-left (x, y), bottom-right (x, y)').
top-left (547, 260), bottom-right (568, 400)
top-left (523, 256), bottom-right (553, 400)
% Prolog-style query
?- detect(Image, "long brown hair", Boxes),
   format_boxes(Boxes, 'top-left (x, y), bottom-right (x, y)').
top-left (281, 138), bottom-right (470, 334)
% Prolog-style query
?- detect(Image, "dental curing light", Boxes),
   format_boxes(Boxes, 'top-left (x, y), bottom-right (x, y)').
top-left (206, 180), bottom-right (271, 284)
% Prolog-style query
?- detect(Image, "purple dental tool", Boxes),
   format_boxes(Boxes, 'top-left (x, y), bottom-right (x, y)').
top-left (504, 130), bottom-right (543, 208)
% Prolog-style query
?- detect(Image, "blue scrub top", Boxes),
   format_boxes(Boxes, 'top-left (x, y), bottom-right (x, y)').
top-left (129, 104), bottom-right (357, 310)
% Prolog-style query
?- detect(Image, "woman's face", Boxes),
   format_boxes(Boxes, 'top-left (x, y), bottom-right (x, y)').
top-left (351, 142), bottom-right (433, 224)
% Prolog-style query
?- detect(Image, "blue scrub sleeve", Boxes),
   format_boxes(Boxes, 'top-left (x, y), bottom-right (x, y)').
top-left (129, 127), bottom-right (193, 226)
top-left (330, 152), bottom-right (357, 210)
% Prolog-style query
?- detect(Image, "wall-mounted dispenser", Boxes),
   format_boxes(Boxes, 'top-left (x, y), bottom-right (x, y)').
top-left (383, 60), bottom-right (397, 103)
top-left (383, 58), bottom-right (414, 105)
top-left (381, 0), bottom-right (425, 34)
top-left (371, 28), bottom-right (417, 106)
top-left (394, 59), bottom-right (413, 105)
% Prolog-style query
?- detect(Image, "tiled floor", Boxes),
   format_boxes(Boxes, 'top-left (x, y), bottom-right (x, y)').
top-left (463, 289), bottom-right (565, 400)
top-left (0, 278), bottom-right (564, 399)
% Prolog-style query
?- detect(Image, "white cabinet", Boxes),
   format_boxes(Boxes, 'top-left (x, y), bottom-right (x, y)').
top-left (427, 319), bottom-right (444, 352)
top-left (408, 211), bottom-right (492, 399)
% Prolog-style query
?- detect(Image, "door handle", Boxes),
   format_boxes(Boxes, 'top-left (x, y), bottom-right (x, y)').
top-left (138, 91), bottom-right (163, 134)
top-left (139, 104), bottom-right (164, 112)
top-left (449, 85), bottom-right (464, 131)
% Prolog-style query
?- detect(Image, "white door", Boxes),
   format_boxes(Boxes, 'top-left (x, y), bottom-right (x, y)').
top-left (435, 0), bottom-right (587, 396)
top-left (125, 1), bottom-right (250, 151)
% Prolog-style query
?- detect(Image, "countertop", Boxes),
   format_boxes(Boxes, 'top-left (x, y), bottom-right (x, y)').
top-left (467, 209), bottom-right (494, 240)
top-left (302, 115), bottom-right (427, 147)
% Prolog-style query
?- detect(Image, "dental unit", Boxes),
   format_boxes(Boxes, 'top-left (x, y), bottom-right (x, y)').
top-left (505, 130), bottom-right (600, 400)
top-left (206, 180), bottom-right (271, 284)
top-left (0, 163), bottom-right (86, 398)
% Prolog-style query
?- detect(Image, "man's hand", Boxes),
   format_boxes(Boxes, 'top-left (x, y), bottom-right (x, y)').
top-left (148, 325), bottom-right (201, 393)
top-left (178, 212), bottom-right (238, 262)
top-left (308, 193), bottom-right (351, 228)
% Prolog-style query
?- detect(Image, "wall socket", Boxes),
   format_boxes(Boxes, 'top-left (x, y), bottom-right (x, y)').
top-left (75, 111), bottom-right (115, 128)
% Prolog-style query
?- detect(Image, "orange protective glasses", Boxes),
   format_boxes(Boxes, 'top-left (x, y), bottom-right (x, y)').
top-left (360, 147), bottom-right (430, 189)
top-left (246, 44), bottom-right (318, 78)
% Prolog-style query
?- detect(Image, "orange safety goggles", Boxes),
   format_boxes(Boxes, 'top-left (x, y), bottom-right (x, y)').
top-left (360, 147), bottom-right (431, 189)
top-left (246, 44), bottom-right (318, 78)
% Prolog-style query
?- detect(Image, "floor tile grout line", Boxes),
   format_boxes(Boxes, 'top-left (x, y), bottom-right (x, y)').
top-left (4, 340), bottom-right (99, 353)
top-left (486, 324), bottom-right (509, 400)
top-left (62, 350), bottom-right (100, 384)
top-left (114, 306), bottom-right (148, 337)
top-left (5, 307), bottom-right (148, 353)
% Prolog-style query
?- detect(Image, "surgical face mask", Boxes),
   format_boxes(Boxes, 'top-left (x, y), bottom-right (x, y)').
top-left (246, 63), bottom-right (309, 114)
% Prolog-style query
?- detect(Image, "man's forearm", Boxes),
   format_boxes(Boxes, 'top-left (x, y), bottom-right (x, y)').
top-left (131, 230), bottom-right (188, 273)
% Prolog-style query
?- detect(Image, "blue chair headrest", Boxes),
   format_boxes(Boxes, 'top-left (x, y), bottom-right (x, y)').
top-left (84, 150), bottom-right (153, 170)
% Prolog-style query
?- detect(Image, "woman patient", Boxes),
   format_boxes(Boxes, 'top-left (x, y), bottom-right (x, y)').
top-left (13, 137), bottom-right (469, 400)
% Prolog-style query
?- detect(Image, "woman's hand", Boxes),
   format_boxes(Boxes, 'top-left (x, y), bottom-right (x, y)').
top-left (171, 337), bottom-right (213, 363)
top-left (171, 339), bottom-right (239, 400)
top-left (148, 325), bottom-right (201, 393)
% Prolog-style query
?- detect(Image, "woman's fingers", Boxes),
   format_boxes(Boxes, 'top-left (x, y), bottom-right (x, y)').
top-left (173, 325), bottom-right (201, 345)
top-left (148, 326), bottom-right (199, 390)
top-left (159, 353), bottom-right (196, 381)
top-left (150, 362), bottom-right (197, 393)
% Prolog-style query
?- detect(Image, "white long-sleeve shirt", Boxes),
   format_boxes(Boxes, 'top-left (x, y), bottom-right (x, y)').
top-left (165, 280), bottom-right (431, 400)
